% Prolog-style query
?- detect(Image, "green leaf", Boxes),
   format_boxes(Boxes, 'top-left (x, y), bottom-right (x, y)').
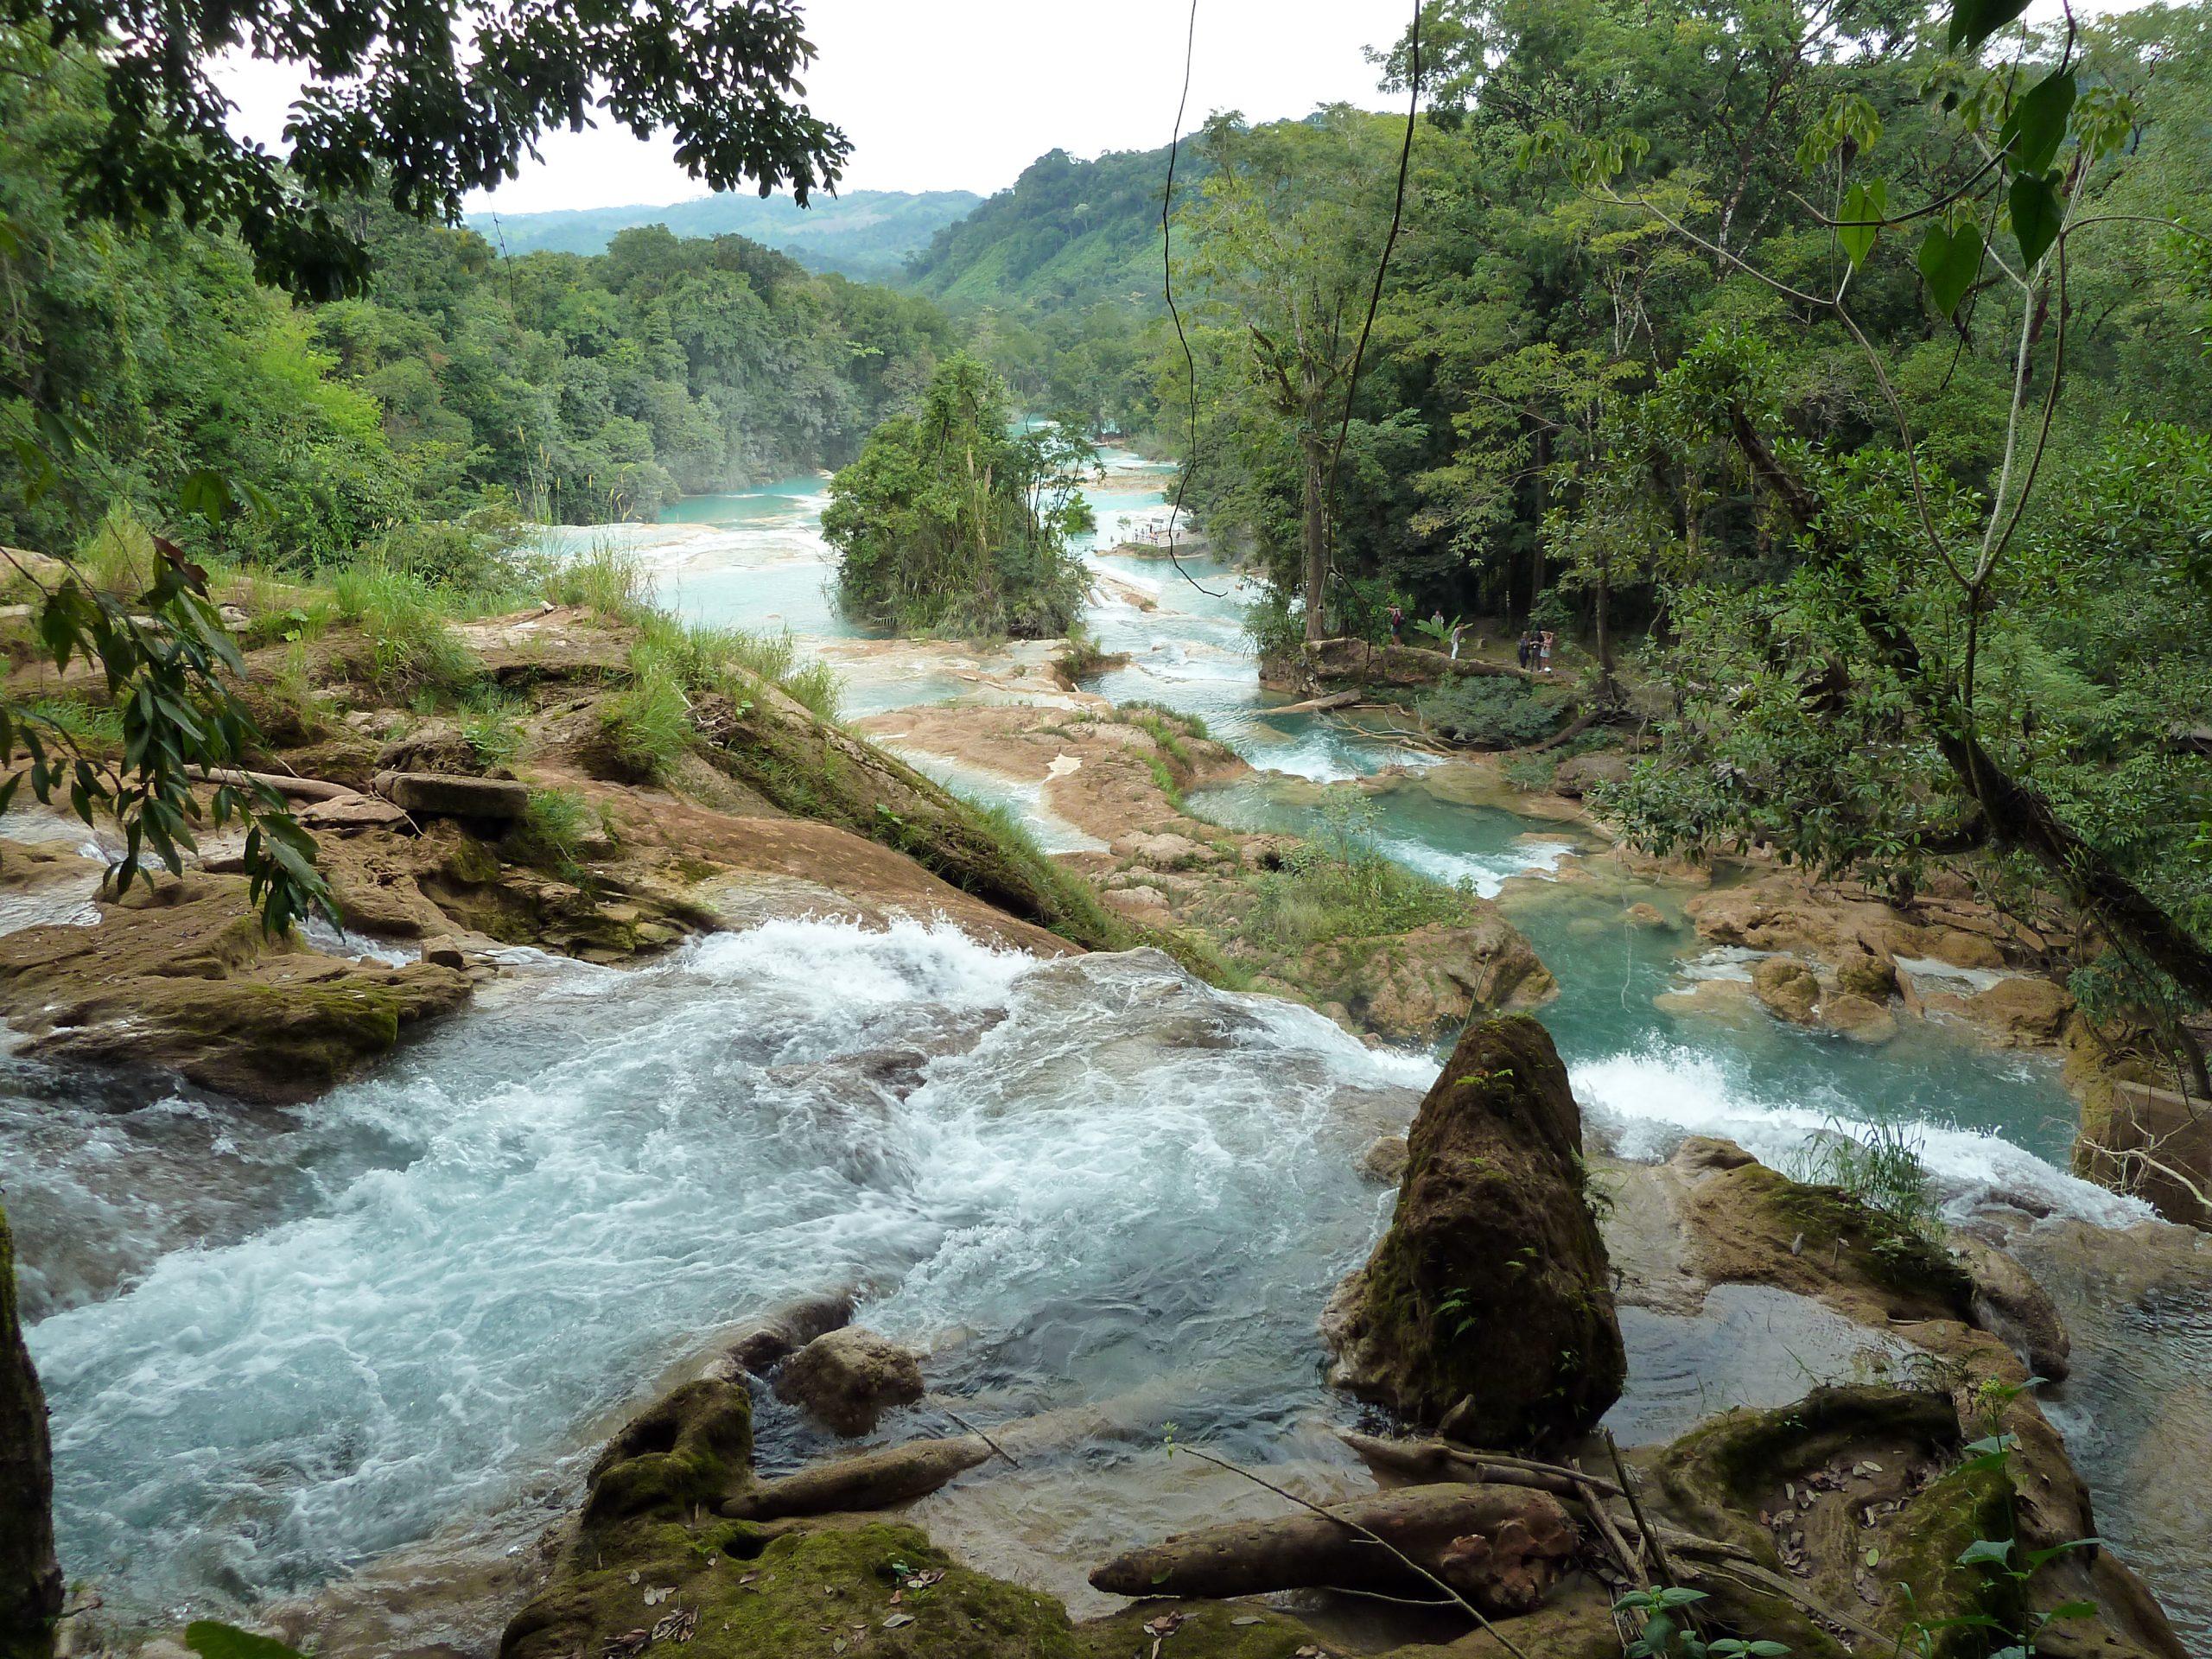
top-left (2011, 173), bottom-right (2063, 268)
top-left (1917, 220), bottom-right (1984, 317)
top-left (2000, 69), bottom-right (2076, 176)
top-left (1957, 1536), bottom-right (2016, 1569)
top-left (180, 468), bottom-right (234, 531)
top-left (1949, 0), bottom-right (2032, 51)
top-left (2044, 1599), bottom-right (2099, 1622)
top-left (1838, 178), bottom-right (1888, 268)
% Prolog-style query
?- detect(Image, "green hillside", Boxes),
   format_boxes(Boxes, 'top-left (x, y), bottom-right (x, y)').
top-left (471, 189), bottom-right (981, 281)
top-left (903, 144), bottom-right (1195, 314)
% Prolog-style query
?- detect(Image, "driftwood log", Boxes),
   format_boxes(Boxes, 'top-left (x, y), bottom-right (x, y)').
top-left (719, 1435), bottom-right (991, 1522)
top-left (1088, 1482), bottom-right (1576, 1614)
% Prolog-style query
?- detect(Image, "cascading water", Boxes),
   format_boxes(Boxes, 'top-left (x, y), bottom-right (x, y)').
top-left (14, 460), bottom-right (2212, 1645)
top-left (22, 921), bottom-right (1428, 1624)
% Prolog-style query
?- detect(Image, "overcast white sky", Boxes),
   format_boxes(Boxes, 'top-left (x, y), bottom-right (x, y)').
top-left (217, 0), bottom-right (1405, 216)
top-left (216, 0), bottom-right (2113, 218)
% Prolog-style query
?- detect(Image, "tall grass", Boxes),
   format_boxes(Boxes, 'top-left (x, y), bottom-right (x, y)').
top-left (631, 613), bottom-right (843, 723)
top-left (327, 558), bottom-right (480, 693)
top-left (1788, 1116), bottom-right (1943, 1239)
top-left (541, 537), bottom-right (656, 622)
top-left (1249, 788), bottom-right (1473, 950)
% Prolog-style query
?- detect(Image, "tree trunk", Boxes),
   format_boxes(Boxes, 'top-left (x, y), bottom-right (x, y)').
top-left (1726, 406), bottom-right (2212, 1006)
top-left (1300, 434), bottom-right (1329, 642)
top-left (1, 1205), bottom-right (60, 1659)
top-left (1088, 1482), bottom-right (1576, 1616)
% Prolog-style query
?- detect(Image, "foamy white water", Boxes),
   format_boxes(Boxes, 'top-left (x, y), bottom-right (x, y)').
top-left (25, 921), bottom-right (1421, 1621)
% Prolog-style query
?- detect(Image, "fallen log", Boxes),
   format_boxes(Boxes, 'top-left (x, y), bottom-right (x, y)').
top-left (1259, 690), bottom-right (1363, 717)
top-left (719, 1435), bottom-right (990, 1522)
top-left (186, 766), bottom-right (357, 804)
top-left (1087, 1482), bottom-right (1576, 1615)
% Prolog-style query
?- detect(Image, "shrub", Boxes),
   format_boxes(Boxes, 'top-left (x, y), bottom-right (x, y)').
top-left (1418, 676), bottom-right (1567, 747)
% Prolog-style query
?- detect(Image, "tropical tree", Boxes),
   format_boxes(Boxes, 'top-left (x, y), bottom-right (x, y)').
top-left (823, 355), bottom-right (1096, 639)
top-left (1176, 109), bottom-right (1408, 639)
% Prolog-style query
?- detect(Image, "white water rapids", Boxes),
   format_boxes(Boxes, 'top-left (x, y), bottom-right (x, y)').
top-left (23, 921), bottom-right (1428, 1620)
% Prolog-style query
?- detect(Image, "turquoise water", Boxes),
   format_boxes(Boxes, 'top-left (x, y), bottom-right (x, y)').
top-left (1188, 774), bottom-right (2107, 1208)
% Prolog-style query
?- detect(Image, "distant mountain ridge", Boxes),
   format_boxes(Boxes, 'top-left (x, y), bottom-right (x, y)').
top-left (469, 189), bottom-right (982, 280)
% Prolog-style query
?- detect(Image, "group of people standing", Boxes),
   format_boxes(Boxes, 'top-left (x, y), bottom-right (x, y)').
top-left (1382, 603), bottom-right (1553, 672)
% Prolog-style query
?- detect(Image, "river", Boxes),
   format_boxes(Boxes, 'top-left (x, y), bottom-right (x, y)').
top-left (10, 460), bottom-right (2211, 1649)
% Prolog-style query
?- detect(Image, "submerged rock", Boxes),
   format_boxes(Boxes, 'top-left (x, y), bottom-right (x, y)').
top-left (772, 1328), bottom-right (925, 1437)
top-left (1323, 1015), bottom-right (1625, 1446)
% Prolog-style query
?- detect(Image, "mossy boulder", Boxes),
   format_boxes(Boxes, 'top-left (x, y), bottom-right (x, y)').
top-left (1680, 1160), bottom-right (1975, 1325)
top-left (1322, 1015), bottom-right (1624, 1446)
top-left (582, 1379), bottom-right (754, 1526)
top-left (501, 1522), bottom-right (1077, 1659)
top-left (0, 872), bottom-right (469, 1103)
top-left (0, 1206), bottom-right (60, 1659)
top-left (1649, 1386), bottom-right (2008, 1659)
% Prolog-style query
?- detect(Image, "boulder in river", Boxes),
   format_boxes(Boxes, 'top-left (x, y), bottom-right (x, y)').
top-left (0, 871), bottom-right (470, 1103)
top-left (772, 1327), bottom-right (925, 1437)
top-left (0, 1205), bottom-right (62, 1655)
top-left (1322, 1014), bottom-right (1625, 1446)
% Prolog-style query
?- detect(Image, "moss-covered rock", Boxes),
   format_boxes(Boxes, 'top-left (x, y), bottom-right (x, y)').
top-left (1649, 1385), bottom-right (2005, 1659)
top-left (0, 873), bottom-right (469, 1103)
top-left (1322, 1016), bottom-right (1624, 1446)
top-left (0, 1206), bottom-right (60, 1659)
top-left (1681, 1161), bottom-right (1975, 1325)
top-left (704, 678), bottom-right (1132, 952)
top-left (501, 1522), bottom-right (1077, 1659)
top-left (583, 1379), bottom-right (754, 1526)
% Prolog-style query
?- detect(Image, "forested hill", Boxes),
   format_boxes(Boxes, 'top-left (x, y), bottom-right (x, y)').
top-left (903, 145), bottom-right (1189, 314)
top-left (471, 189), bottom-right (981, 281)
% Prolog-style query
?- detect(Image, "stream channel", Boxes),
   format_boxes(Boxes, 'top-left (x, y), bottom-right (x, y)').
top-left (10, 456), bottom-right (2210, 1649)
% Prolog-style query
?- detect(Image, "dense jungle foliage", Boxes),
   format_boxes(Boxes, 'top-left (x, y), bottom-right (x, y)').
top-left (1149, 0), bottom-right (2212, 1056)
top-left (0, 31), bottom-right (957, 564)
top-left (823, 356), bottom-right (1095, 638)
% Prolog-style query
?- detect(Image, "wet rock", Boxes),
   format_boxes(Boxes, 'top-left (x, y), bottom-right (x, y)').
top-left (715, 1294), bottom-right (855, 1380)
top-left (1821, 991), bottom-right (1897, 1044)
top-left (1358, 1134), bottom-right (1410, 1185)
top-left (0, 872), bottom-right (470, 1103)
top-left (1624, 901), bottom-right (1669, 928)
top-left (1323, 912), bottom-right (1557, 1042)
top-left (1750, 956), bottom-right (1821, 1025)
top-left (1323, 1015), bottom-right (1624, 1446)
top-left (1951, 1233), bottom-right (2070, 1382)
top-left (1964, 976), bottom-right (2074, 1044)
top-left (772, 1328), bottom-right (925, 1437)
top-left (373, 770), bottom-right (531, 821)
top-left (0, 1205), bottom-right (63, 1649)
top-left (1551, 752), bottom-right (1630, 798)
top-left (1835, 950), bottom-right (1900, 1000)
